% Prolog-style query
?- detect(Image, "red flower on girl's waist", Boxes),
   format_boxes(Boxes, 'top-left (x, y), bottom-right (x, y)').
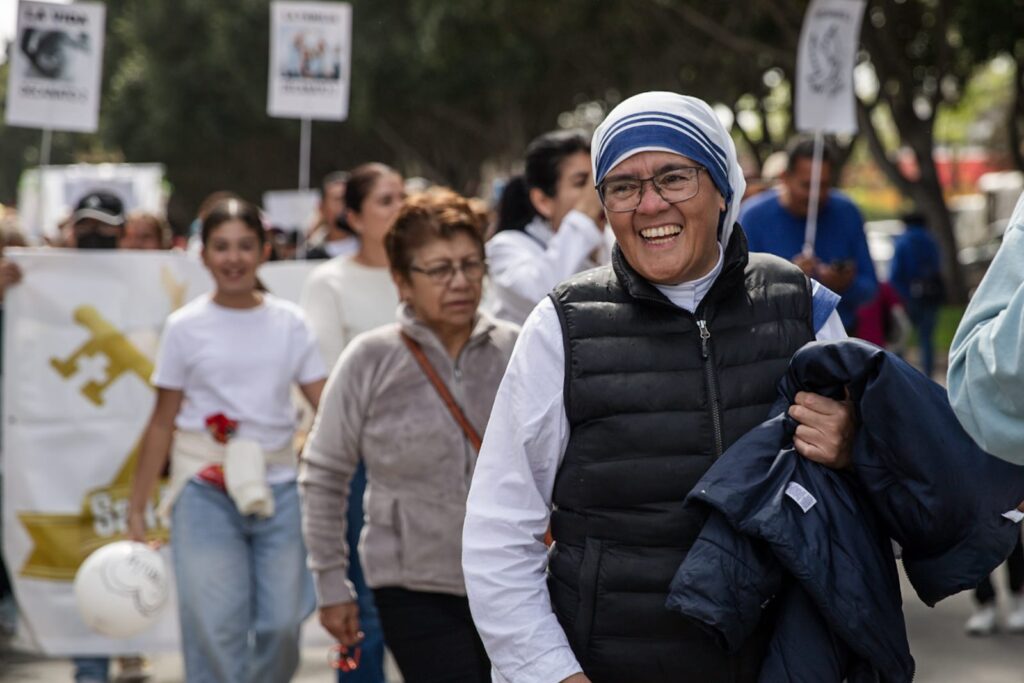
top-left (199, 413), bottom-right (238, 491)
top-left (205, 413), bottom-right (238, 445)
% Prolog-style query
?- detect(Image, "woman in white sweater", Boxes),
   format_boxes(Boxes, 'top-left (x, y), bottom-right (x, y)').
top-left (300, 162), bottom-right (405, 368)
top-left (299, 162), bottom-right (405, 683)
top-left (299, 189), bottom-right (519, 683)
top-left (486, 130), bottom-right (608, 324)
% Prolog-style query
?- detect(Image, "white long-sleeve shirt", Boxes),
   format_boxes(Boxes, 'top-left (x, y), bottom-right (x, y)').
top-left (298, 255), bottom-right (399, 369)
top-left (463, 249), bottom-right (846, 683)
top-left (485, 211), bottom-right (607, 325)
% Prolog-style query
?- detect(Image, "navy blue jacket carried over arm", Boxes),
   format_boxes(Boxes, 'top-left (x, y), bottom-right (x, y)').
top-left (667, 339), bottom-right (1024, 683)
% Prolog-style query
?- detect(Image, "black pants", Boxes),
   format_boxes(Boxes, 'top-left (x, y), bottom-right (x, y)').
top-left (976, 534), bottom-right (1024, 605)
top-left (372, 587), bottom-right (490, 683)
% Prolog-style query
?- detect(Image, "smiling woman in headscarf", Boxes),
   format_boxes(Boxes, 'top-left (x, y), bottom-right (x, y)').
top-left (462, 92), bottom-right (855, 683)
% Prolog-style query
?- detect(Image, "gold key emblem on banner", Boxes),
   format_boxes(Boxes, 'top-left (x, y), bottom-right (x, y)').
top-left (49, 305), bottom-right (154, 406)
top-left (19, 301), bottom-right (177, 580)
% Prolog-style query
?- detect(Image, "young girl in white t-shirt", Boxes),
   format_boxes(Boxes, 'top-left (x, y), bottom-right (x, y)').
top-left (128, 198), bottom-right (327, 683)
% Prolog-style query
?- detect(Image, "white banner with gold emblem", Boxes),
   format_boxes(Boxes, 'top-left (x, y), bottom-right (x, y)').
top-left (1, 249), bottom-right (211, 654)
top-left (1, 252), bottom-right (326, 654)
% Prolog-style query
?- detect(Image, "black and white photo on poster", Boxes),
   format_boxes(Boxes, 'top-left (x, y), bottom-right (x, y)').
top-left (4, 0), bottom-right (106, 134)
top-left (267, 1), bottom-right (352, 122)
top-left (278, 27), bottom-right (343, 80)
top-left (795, 0), bottom-right (866, 135)
top-left (19, 27), bottom-right (92, 81)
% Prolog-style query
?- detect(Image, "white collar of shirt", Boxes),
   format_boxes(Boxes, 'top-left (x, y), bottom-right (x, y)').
top-left (651, 243), bottom-right (725, 314)
top-left (523, 216), bottom-right (555, 247)
top-left (324, 237), bottom-right (359, 258)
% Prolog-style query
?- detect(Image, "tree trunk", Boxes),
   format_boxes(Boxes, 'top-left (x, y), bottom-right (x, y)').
top-left (831, 136), bottom-right (859, 182)
top-left (905, 118), bottom-right (968, 305)
top-left (856, 100), bottom-right (967, 304)
top-left (1010, 53), bottom-right (1024, 173)
top-left (913, 187), bottom-right (966, 304)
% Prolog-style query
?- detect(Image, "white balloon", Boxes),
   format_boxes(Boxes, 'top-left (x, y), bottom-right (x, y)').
top-left (73, 541), bottom-right (170, 639)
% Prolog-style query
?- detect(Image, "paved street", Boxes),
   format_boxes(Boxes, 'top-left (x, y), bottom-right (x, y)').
top-left (0, 641), bottom-right (401, 682)
top-left (2, 569), bottom-right (1024, 682)
top-left (903, 569), bottom-right (1024, 683)
top-left (0, 620), bottom-right (402, 682)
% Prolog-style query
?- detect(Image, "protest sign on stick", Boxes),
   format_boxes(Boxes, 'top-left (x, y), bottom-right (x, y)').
top-left (795, 0), bottom-right (865, 256)
top-left (5, 0), bottom-right (106, 134)
top-left (267, 1), bottom-right (353, 189)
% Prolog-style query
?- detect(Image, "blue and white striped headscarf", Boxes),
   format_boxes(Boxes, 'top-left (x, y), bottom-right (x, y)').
top-left (592, 91), bottom-right (746, 247)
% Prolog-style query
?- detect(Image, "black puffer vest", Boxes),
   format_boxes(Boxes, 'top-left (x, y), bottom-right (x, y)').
top-left (547, 227), bottom-right (815, 683)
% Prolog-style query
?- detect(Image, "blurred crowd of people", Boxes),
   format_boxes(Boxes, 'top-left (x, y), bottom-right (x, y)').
top-left (0, 102), bottom-right (1017, 683)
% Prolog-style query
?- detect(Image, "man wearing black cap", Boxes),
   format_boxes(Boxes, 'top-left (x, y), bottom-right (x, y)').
top-left (0, 191), bottom-right (126, 297)
top-left (44, 190), bottom-right (146, 682)
top-left (68, 191), bottom-right (125, 250)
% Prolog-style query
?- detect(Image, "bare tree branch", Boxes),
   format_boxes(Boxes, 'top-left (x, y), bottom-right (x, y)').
top-left (752, 0), bottom-right (801, 46)
top-left (1012, 55), bottom-right (1024, 172)
top-left (372, 119), bottom-right (446, 182)
top-left (831, 134), bottom-right (860, 178)
top-left (778, 0), bottom-right (808, 24)
top-left (856, 98), bottom-right (915, 197)
top-left (658, 2), bottom-right (794, 66)
top-left (860, 7), bottom-right (918, 104)
top-left (756, 94), bottom-right (775, 149)
top-left (428, 103), bottom-right (494, 141)
top-left (732, 116), bottom-right (765, 168)
top-left (930, 0), bottom-right (952, 109)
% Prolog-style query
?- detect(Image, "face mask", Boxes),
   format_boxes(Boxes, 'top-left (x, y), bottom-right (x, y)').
top-left (76, 232), bottom-right (119, 250)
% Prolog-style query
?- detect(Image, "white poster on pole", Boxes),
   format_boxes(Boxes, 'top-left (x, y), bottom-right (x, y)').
top-left (262, 189), bottom-right (321, 234)
top-left (4, 0), bottom-right (106, 133)
top-left (795, 0), bottom-right (865, 135)
top-left (17, 163), bottom-right (167, 244)
top-left (267, 1), bottom-right (352, 121)
top-left (259, 260), bottom-right (319, 305)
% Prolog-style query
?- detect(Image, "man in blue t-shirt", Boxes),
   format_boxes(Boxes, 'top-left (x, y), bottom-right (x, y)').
top-left (739, 138), bottom-right (877, 331)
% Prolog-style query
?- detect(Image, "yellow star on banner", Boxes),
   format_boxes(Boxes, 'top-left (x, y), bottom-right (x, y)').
top-left (18, 441), bottom-right (169, 580)
top-left (21, 305), bottom-right (169, 581)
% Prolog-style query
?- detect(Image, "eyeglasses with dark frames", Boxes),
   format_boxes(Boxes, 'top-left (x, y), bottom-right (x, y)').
top-left (597, 166), bottom-right (705, 212)
top-left (408, 258), bottom-right (488, 285)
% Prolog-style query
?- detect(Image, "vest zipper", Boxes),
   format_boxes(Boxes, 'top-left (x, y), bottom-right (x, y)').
top-left (696, 319), bottom-right (724, 457)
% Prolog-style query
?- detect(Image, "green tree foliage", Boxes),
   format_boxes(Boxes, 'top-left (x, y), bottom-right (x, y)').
top-left (84, 1), bottom-right (697, 220)
top-left (953, 0), bottom-right (1024, 170)
top-left (0, 0), bottom-right (1014, 289)
top-left (667, 0), bottom-right (1007, 301)
top-left (0, 1), bottom-right (812, 220)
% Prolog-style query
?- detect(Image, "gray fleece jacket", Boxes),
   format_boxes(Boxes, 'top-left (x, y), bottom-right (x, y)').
top-left (299, 305), bottom-right (519, 606)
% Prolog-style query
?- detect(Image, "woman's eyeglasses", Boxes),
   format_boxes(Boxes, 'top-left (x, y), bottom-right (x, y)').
top-left (597, 166), bottom-right (705, 212)
top-left (409, 259), bottom-right (487, 285)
